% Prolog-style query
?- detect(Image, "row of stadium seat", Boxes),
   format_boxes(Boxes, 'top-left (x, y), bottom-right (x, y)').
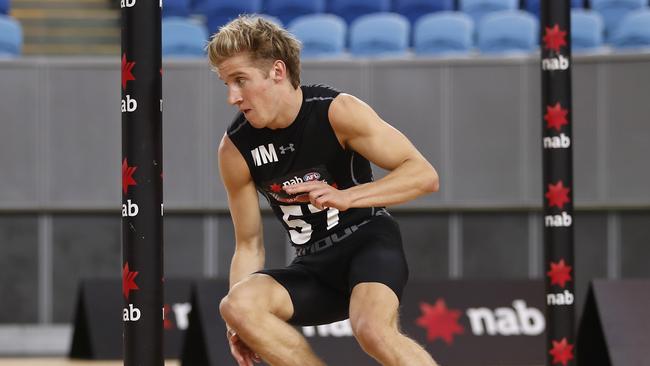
top-left (164, 0), bottom-right (650, 39)
top-left (162, 10), bottom-right (650, 58)
top-left (2, 7), bottom-right (648, 58)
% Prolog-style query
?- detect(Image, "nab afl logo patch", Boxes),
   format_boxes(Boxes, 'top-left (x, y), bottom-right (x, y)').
top-left (303, 172), bottom-right (321, 182)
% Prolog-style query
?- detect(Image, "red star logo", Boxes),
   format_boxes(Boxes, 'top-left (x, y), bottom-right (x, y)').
top-left (544, 103), bottom-right (569, 132)
top-left (547, 259), bottom-right (573, 288)
top-left (545, 181), bottom-right (571, 210)
top-left (549, 338), bottom-right (574, 365)
top-left (122, 158), bottom-right (137, 195)
top-left (122, 262), bottom-right (139, 300)
top-left (121, 54), bottom-right (136, 90)
top-left (416, 299), bottom-right (464, 345)
top-left (163, 304), bottom-right (173, 329)
top-left (270, 183), bottom-right (282, 192)
top-left (543, 24), bottom-right (567, 53)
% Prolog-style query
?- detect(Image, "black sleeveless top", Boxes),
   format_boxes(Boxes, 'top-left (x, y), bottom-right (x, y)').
top-left (226, 84), bottom-right (380, 247)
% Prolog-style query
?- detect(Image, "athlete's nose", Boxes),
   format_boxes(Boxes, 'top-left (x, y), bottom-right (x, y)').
top-left (227, 87), bottom-right (242, 106)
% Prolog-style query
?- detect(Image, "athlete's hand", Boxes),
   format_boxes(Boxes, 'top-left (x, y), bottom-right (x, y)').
top-left (227, 329), bottom-right (262, 366)
top-left (283, 181), bottom-right (351, 211)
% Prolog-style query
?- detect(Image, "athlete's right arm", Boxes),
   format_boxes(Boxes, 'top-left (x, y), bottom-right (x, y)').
top-left (218, 134), bottom-right (265, 289)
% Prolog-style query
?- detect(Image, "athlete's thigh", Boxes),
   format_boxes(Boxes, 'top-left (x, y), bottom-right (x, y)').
top-left (348, 215), bottom-right (409, 301)
top-left (259, 265), bottom-right (350, 326)
top-left (349, 282), bottom-right (400, 327)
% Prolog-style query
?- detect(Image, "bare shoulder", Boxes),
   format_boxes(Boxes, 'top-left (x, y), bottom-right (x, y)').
top-left (218, 134), bottom-right (252, 189)
top-left (328, 93), bottom-right (382, 144)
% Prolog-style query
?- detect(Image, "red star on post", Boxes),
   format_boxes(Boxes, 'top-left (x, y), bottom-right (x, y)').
top-left (122, 158), bottom-right (137, 195)
top-left (549, 338), bottom-right (574, 366)
top-left (121, 54), bottom-right (136, 90)
top-left (547, 259), bottom-right (573, 288)
top-left (545, 181), bottom-right (571, 210)
top-left (544, 103), bottom-right (569, 132)
top-left (122, 262), bottom-right (139, 300)
top-left (163, 304), bottom-right (173, 329)
top-left (415, 299), bottom-right (464, 345)
top-left (543, 24), bottom-right (567, 53)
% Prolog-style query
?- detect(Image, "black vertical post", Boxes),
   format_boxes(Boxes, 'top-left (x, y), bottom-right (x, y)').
top-left (121, 0), bottom-right (163, 364)
top-left (541, 1), bottom-right (576, 366)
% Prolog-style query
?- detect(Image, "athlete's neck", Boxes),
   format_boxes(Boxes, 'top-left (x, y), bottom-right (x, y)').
top-left (267, 86), bottom-right (303, 130)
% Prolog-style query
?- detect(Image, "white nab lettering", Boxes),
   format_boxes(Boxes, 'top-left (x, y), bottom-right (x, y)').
top-left (543, 133), bottom-right (571, 149)
top-left (542, 55), bottom-right (570, 71)
top-left (302, 319), bottom-right (353, 337)
top-left (122, 199), bottom-right (139, 217)
top-left (545, 212), bottom-right (572, 227)
top-left (121, 0), bottom-right (136, 7)
top-left (123, 304), bottom-right (141, 321)
top-left (547, 290), bottom-right (574, 306)
top-left (466, 300), bottom-right (544, 336)
top-left (251, 144), bottom-right (278, 167)
top-left (121, 95), bottom-right (138, 112)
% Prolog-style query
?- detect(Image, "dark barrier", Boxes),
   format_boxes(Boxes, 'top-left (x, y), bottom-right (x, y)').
top-left (69, 279), bottom-right (193, 359)
top-left (181, 279), bottom-right (231, 366)
top-left (540, 0), bottom-right (576, 365)
top-left (577, 280), bottom-right (650, 366)
top-left (181, 279), bottom-right (547, 366)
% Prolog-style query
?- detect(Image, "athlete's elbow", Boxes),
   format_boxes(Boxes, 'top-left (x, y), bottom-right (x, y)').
top-left (421, 166), bottom-right (439, 194)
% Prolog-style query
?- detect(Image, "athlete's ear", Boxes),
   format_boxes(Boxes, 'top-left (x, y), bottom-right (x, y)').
top-left (271, 60), bottom-right (287, 82)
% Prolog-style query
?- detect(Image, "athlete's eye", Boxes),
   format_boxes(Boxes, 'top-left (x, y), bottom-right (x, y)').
top-left (236, 78), bottom-right (246, 86)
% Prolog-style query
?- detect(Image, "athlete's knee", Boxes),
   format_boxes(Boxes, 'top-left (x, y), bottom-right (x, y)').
top-left (219, 281), bottom-right (262, 328)
top-left (351, 316), bottom-right (397, 354)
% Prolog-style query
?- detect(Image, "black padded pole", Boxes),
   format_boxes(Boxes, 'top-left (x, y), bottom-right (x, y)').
top-left (121, 0), bottom-right (163, 364)
top-left (541, 1), bottom-right (576, 365)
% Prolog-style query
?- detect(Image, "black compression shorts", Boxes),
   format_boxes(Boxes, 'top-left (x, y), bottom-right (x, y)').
top-left (257, 213), bottom-right (409, 326)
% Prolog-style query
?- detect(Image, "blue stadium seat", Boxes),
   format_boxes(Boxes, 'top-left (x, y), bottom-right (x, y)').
top-left (349, 13), bottom-right (410, 57)
top-left (525, 0), bottom-right (584, 17)
top-left (162, 17), bottom-right (208, 57)
top-left (394, 0), bottom-right (455, 24)
top-left (288, 14), bottom-right (346, 58)
top-left (459, 0), bottom-right (518, 24)
top-left (263, 0), bottom-right (325, 26)
top-left (327, 0), bottom-right (391, 24)
top-left (0, 0), bottom-right (9, 15)
top-left (413, 11), bottom-right (474, 55)
top-left (611, 8), bottom-right (650, 49)
top-left (477, 10), bottom-right (538, 54)
top-left (202, 0), bottom-right (262, 34)
top-left (591, 0), bottom-right (646, 40)
top-left (0, 15), bottom-right (22, 57)
top-left (571, 9), bottom-right (605, 51)
top-left (163, 0), bottom-right (190, 18)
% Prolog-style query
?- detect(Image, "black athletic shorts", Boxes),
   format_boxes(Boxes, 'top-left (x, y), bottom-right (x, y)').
top-left (257, 213), bottom-right (409, 326)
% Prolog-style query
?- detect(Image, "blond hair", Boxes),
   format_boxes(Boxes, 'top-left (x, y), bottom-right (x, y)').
top-left (207, 15), bottom-right (302, 89)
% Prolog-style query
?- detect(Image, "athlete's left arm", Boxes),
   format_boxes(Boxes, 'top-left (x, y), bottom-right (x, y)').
top-left (284, 93), bottom-right (439, 210)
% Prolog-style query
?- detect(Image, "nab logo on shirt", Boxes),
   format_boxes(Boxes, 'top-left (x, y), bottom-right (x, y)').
top-left (251, 144), bottom-right (278, 167)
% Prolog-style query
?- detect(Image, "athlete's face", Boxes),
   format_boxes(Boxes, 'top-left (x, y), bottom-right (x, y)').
top-left (217, 53), bottom-right (279, 128)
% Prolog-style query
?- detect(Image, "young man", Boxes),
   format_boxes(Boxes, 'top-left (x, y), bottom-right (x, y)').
top-left (209, 16), bottom-right (440, 366)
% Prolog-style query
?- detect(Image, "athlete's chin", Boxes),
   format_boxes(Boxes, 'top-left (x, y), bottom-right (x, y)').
top-left (246, 115), bottom-right (268, 129)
